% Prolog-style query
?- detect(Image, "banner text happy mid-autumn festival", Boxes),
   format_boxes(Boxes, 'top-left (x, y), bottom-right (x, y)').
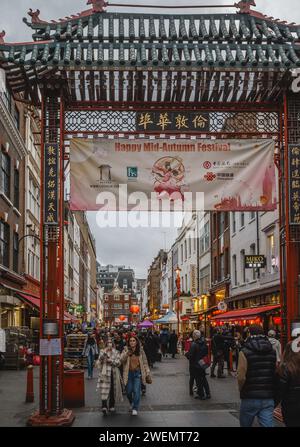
top-left (114, 141), bottom-right (231, 153)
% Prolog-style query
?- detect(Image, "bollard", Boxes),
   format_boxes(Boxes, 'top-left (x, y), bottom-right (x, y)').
top-left (26, 365), bottom-right (34, 403)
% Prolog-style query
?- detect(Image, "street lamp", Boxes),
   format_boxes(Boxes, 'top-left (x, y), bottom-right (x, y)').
top-left (175, 265), bottom-right (181, 336)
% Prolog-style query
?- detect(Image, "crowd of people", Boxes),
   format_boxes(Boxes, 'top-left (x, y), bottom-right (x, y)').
top-left (73, 323), bottom-right (300, 426)
top-left (77, 326), bottom-right (180, 416)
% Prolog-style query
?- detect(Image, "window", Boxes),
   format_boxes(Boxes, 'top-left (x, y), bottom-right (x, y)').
top-left (13, 232), bottom-right (18, 273)
top-left (220, 253), bottom-right (225, 281)
top-left (232, 212), bottom-right (236, 234)
top-left (240, 213), bottom-right (245, 228)
top-left (14, 169), bottom-right (19, 209)
top-left (0, 150), bottom-right (11, 198)
top-left (249, 211), bottom-right (256, 221)
top-left (184, 240), bottom-right (187, 260)
top-left (200, 222), bottom-right (209, 254)
top-left (185, 274), bottom-right (188, 292)
top-left (125, 303), bottom-right (129, 309)
top-left (240, 249), bottom-right (246, 283)
top-left (0, 221), bottom-right (9, 267)
top-left (232, 255), bottom-right (237, 286)
top-left (28, 177), bottom-right (40, 219)
top-left (199, 265), bottom-right (210, 295)
top-left (181, 244), bottom-right (183, 263)
top-left (250, 243), bottom-right (256, 280)
top-left (267, 234), bottom-right (276, 273)
top-left (193, 229), bottom-right (196, 252)
top-left (219, 212), bottom-right (226, 234)
top-left (188, 236), bottom-right (191, 257)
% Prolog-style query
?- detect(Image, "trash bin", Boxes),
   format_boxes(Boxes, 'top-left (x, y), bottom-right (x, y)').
top-left (63, 369), bottom-right (85, 408)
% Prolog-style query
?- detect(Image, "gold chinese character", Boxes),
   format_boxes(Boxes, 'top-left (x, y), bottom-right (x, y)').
top-left (292, 158), bottom-right (300, 168)
top-left (175, 114), bottom-right (189, 130)
top-left (157, 113), bottom-right (171, 130)
top-left (48, 157), bottom-right (56, 166)
top-left (138, 113), bottom-right (153, 130)
top-left (48, 180), bottom-right (55, 188)
top-left (48, 191), bottom-right (56, 200)
top-left (47, 145), bottom-right (56, 156)
top-left (293, 191), bottom-right (299, 201)
top-left (46, 213), bottom-right (55, 223)
top-left (293, 213), bottom-right (300, 223)
top-left (48, 202), bottom-right (56, 212)
top-left (48, 167), bottom-right (56, 178)
top-left (193, 114), bottom-right (208, 129)
top-left (292, 169), bottom-right (300, 178)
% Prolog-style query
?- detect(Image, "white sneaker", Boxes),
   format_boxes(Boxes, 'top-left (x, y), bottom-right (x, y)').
top-left (110, 407), bottom-right (115, 413)
top-left (132, 409), bottom-right (138, 416)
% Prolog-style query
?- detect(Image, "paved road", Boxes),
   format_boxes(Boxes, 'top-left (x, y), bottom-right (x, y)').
top-left (0, 355), bottom-right (241, 427)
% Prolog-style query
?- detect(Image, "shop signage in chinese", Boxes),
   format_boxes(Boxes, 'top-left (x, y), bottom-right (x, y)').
top-left (245, 255), bottom-right (266, 268)
top-left (44, 143), bottom-right (59, 225)
top-left (289, 144), bottom-right (300, 224)
top-left (136, 112), bottom-right (210, 132)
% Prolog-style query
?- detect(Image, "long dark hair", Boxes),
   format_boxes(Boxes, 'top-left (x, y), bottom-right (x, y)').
top-left (279, 341), bottom-right (300, 379)
top-left (128, 336), bottom-right (141, 356)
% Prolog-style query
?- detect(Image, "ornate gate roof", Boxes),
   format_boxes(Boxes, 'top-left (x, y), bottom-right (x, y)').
top-left (0, 1), bottom-right (298, 105)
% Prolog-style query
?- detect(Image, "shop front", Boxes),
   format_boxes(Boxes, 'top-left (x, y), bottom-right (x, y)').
top-left (210, 304), bottom-right (281, 334)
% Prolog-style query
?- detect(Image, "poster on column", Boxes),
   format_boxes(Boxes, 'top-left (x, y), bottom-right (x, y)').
top-left (69, 138), bottom-right (277, 212)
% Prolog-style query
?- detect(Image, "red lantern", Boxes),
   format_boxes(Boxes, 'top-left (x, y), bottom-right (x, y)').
top-left (130, 305), bottom-right (140, 314)
top-left (119, 315), bottom-right (126, 321)
top-left (273, 316), bottom-right (281, 325)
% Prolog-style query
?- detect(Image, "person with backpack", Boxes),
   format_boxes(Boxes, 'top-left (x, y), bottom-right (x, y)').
top-left (237, 325), bottom-right (277, 427)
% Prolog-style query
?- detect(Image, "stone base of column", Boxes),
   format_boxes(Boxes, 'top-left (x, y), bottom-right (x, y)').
top-left (27, 409), bottom-right (75, 427)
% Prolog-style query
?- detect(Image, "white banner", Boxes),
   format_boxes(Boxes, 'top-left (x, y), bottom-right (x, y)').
top-left (70, 138), bottom-right (276, 212)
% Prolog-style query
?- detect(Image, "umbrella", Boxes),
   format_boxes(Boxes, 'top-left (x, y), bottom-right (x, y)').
top-left (137, 320), bottom-right (154, 329)
top-left (155, 311), bottom-right (178, 324)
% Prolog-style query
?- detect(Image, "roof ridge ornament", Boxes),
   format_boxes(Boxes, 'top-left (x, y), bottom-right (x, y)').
top-left (87, 0), bottom-right (108, 13)
top-left (234, 0), bottom-right (256, 14)
top-left (0, 31), bottom-right (5, 44)
top-left (27, 8), bottom-right (46, 24)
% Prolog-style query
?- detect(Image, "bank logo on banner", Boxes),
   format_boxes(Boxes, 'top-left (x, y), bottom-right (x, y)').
top-left (69, 138), bottom-right (277, 213)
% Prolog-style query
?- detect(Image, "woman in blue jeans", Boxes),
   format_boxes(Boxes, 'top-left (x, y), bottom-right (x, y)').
top-left (82, 332), bottom-right (99, 379)
top-left (121, 336), bottom-right (151, 416)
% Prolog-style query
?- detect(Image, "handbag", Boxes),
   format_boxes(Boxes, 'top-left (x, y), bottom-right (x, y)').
top-left (198, 355), bottom-right (210, 370)
top-left (146, 374), bottom-right (152, 384)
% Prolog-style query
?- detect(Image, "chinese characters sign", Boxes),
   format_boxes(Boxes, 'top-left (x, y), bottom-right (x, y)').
top-left (289, 144), bottom-right (300, 224)
top-left (136, 112), bottom-right (210, 132)
top-left (44, 143), bottom-right (59, 225)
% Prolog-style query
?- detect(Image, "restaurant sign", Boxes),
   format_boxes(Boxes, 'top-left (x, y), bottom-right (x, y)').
top-left (245, 255), bottom-right (266, 268)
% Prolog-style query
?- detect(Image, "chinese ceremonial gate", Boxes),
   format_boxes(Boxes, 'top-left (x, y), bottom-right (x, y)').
top-left (1, 0), bottom-right (300, 425)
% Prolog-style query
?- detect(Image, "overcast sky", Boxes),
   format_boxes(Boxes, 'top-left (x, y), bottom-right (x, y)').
top-left (1, 0), bottom-right (299, 278)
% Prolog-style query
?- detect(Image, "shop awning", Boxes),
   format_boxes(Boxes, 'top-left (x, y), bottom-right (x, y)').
top-left (64, 312), bottom-right (80, 323)
top-left (17, 294), bottom-right (79, 323)
top-left (211, 304), bottom-right (280, 321)
top-left (17, 292), bottom-right (40, 309)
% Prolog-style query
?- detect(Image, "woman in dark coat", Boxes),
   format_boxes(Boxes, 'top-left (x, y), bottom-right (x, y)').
top-left (276, 341), bottom-right (300, 427)
top-left (169, 330), bottom-right (178, 358)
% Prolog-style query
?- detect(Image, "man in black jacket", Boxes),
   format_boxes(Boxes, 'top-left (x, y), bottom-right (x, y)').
top-left (211, 329), bottom-right (225, 378)
top-left (237, 325), bottom-right (277, 427)
top-left (188, 330), bottom-right (211, 400)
